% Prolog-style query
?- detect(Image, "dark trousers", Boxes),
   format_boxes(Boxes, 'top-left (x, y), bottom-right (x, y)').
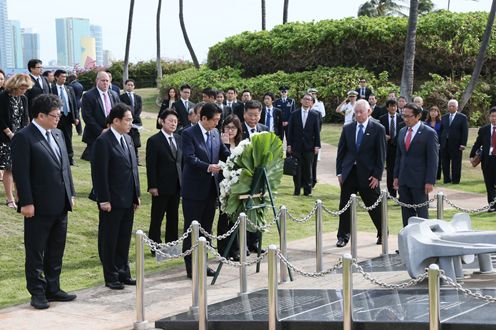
top-left (58, 115), bottom-right (74, 162)
top-left (217, 212), bottom-right (238, 257)
top-left (293, 151), bottom-right (314, 195)
top-left (24, 213), bottom-right (68, 297)
top-left (386, 145), bottom-right (397, 197)
top-left (398, 186), bottom-right (429, 227)
top-left (98, 207), bottom-right (134, 283)
top-left (148, 193), bottom-right (180, 243)
top-left (483, 157), bottom-right (496, 205)
top-left (338, 166), bottom-right (382, 239)
top-left (442, 145), bottom-right (463, 183)
top-left (312, 153), bottom-right (318, 186)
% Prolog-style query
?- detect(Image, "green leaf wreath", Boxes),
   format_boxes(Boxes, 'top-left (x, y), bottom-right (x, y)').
top-left (219, 131), bottom-right (284, 232)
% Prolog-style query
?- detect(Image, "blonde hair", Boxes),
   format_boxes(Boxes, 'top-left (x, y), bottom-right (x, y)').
top-left (4, 73), bottom-right (33, 93)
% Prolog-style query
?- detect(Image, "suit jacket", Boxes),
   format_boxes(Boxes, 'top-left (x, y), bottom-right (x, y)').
top-left (172, 99), bottom-right (195, 132)
top-left (51, 84), bottom-right (79, 122)
top-left (242, 122), bottom-right (269, 140)
top-left (110, 84), bottom-right (120, 94)
top-left (146, 131), bottom-right (182, 195)
top-left (225, 101), bottom-right (241, 119)
top-left (0, 91), bottom-right (29, 143)
top-left (336, 119), bottom-right (386, 184)
top-left (287, 109), bottom-right (321, 153)
top-left (11, 124), bottom-right (74, 216)
top-left (233, 102), bottom-right (246, 122)
top-left (371, 105), bottom-right (387, 120)
top-left (91, 130), bottom-right (140, 208)
top-left (379, 112), bottom-right (404, 147)
top-left (440, 112), bottom-right (468, 150)
top-left (120, 92), bottom-right (143, 126)
top-left (470, 124), bottom-right (495, 168)
top-left (260, 107), bottom-right (283, 139)
top-left (26, 75), bottom-right (50, 118)
top-left (181, 124), bottom-right (230, 201)
top-left (394, 122), bottom-right (438, 188)
top-left (81, 87), bottom-right (120, 144)
top-left (355, 87), bottom-right (372, 100)
top-left (69, 80), bottom-right (84, 109)
top-left (274, 98), bottom-right (296, 122)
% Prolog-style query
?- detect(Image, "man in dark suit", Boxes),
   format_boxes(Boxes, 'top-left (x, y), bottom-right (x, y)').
top-left (233, 89), bottom-right (252, 122)
top-left (260, 92), bottom-right (283, 140)
top-left (440, 99), bottom-right (468, 184)
top-left (394, 103), bottom-right (438, 226)
top-left (275, 86), bottom-right (296, 141)
top-left (43, 70), bottom-right (55, 90)
top-left (355, 78), bottom-right (372, 100)
top-left (25, 59), bottom-right (51, 118)
top-left (11, 94), bottom-right (76, 309)
top-left (105, 70), bottom-right (120, 94)
top-left (81, 71), bottom-right (120, 161)
top-left (146, 109), bottom-right (182, 248)
top-left (336, 99), bottom-right (385, 247)
top-left (413, 96), bottom-right (429, 122)
top-left (120, 79), bottom-right (143, 163)
top-left (67, 73), bottom-right (84, 135)
top-left (224, 87), bottom-right (242, 119)
top-left (287, 93), bottom-right (321, 196)
top-left (370, 94), bottom-right (387, 120)
top-left (51, 70), bottom-right (79, 166)
top-left (470, 107), bottom-right (496, 212)
top-left (91, 103), bottom-right (140, 290)
top-left (181, 103), bottom-right (230, 278)
top-left (379, 99), bottom-right (404, 198)
top-left (171, 84), bottom-right (195, 134)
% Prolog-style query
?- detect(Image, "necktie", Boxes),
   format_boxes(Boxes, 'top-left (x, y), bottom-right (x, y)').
top-left (129, 92), bottom-right (134, 108)
top-left (405, 127), bottom-right (413, 151)
top-left (120, 136), bottom-right (127, 152)
top-left (356, 124), bottom-right (364, 149)
top-left (266, 110), bottom-right (271, 128)
top-left (205, 131), bottom-right (212, 161)
top-left (184, 100), bottom-right (189, 110)
top-left (390, 115), bottom-right (395, 140)
top-left (302, 110), bottom-right (308, 127)
top-left (492, 126), bottom-right (496, 155)
top-left (250, 128), bottom-right (255, 135)
top-left (46, 130), bottom-right (61, 162)
top-left (169, 136), bottom-right (177, 157)
top-left (103, 92), bottom-right (111, 116)
top-left (361, 87), bottom-right (365, 97)
top-left (60, 87), bottom-right (69, 116)
top-left (227, 102), bottom-right (232, 108)
top-left (449, 113), bottom-right (454, 126)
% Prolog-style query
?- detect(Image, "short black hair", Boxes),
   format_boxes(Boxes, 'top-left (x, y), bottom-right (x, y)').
top-left (226, 87), bottom-right (237, 94)
top-left (398, 96), bottom-right (407, 101)
top-left (489, 106), bottom-right (496, 115)
top-left (264, 92), bottom-right (275, 101)
top-left (386, 99), bottom-right (397, 108)
top-left (27, 59), bottom-right (42, 71)
top-left (403, 102), bottom-right (422, 116)
top-left (180, 84), bottom-right (191, 91)
top-left (200, 102), bottom-right (222, 120)
top-left (244, 100), bottom-right (262, 112)
top-left (202, 87), bottom-right (217, 99)
top-left (54, 69), bottom-right (67, 78)
top-left (241, 89), bottom-right (251, 95)
top-left (107, 103), bottom-right (132, 124)
top-left (303, 93), bottom-right (315, 103)
top-left (42, 70), bottom-right (52, 77)
top-left (31, 94), bottom-right (62, 118)
top-left (125, 79), bottom-right (135, 85)
top-left (158, 109), bottom-right (178, 120)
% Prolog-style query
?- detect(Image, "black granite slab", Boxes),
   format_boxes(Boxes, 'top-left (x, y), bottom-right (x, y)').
top-left (155, 288), bottom-right (496, 330)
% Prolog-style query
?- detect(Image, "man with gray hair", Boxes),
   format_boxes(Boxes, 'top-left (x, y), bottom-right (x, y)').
top-left (413, 96), bottom-right (428, 121)
top-left (440, 99), bottom-right (468, 184)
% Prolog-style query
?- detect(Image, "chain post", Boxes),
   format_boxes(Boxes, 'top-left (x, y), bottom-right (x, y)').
top-left (350, 194), bottom-right (358, 259)
top-left (198, 237), bottom-right (208, 330)
top-left (239, 213), bottom-right (248, 294)
top-left (381, 190), bottom-right (389, 256)
top-left (342, 254), bottom-right (353, 330)
top-left (268, 245), bottom-right (278, 330)
top-left (279, 206), bottom-right (288, 283)
top-left (191, 221), bottom-right (200, 309)
top-left (315, 200), bottom-right (323, 272)
top-left (133, 230), bottom-right (148, 330)
top-left (428, 264), bottom-right (440, 330)
top-left (436, 192), bottom-right (444, 220)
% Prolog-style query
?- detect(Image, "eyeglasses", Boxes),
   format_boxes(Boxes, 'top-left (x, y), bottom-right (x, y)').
top-left (47, 113), bottom-right (61, 119)
top-left (224, 126), bottom-right (238, 131)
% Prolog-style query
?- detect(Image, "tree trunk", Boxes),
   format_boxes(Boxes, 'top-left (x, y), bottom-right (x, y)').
top-left (447, 0), bottom-right (451, 11)
top-left (156, 0), bottom-right (163, 87)
top-left (261, 0), bottom-right (266, 30)
top-left (459, 0), bottom-right (496, 111)
top-left (283, 0), bottom-right (289, 24)
top-left (179, 0), bottom-right (200, 69)
top-left (400, 0), bottom-right (419, 101)
top-left (123, 0), bottom-right (135, 84)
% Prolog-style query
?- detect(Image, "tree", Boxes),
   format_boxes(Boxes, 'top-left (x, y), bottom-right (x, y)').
top-left (283, 0), bottom-right (289, 23)
top-left (179, 0), bottom-right (200, 69)
top-left (357, 0), bottom-right (407, 17)
top-left (262, 0), bottom-right (266, 30)
top-left (418, 0), bottom-right (434, 14)
top-left (400, 0), bottom-right (419, 101)
top-left (459, 0), bottom-right (496, 111)
top-left (123, 0), bottom-right (135, 84)
top-left (156, 0), bottom-right (163, 87)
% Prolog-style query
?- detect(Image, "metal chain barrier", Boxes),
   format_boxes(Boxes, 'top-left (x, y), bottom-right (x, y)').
top-left (143, 235), bottom-right (198, 259)
top-left (199, 216), bottom-right (241, 241)
top-left (245, 210), bottom-right (281, 231)
top-left (388, 192), bottom-right (436, 209)
top-left (286, 204), bottom-right (318, 223)
top-left (142, 226), bottom-right (193, 252)
top-left (322, 197), bottom-right (353, 216)
top-left (358, 191), bottom-right (385, 211)
top-left (277, 251), bottom-right (343, 278)
top-left (205, 243), bottom-right (269, 267)
top-left (353, 260), bottom-right (429, 288)
top-left (440, 271), bottom-right (496, 303)
top-left (443, 196), bottom-right (496, 214)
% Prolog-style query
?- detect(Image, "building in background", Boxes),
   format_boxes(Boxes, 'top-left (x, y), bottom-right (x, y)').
top-left (56, 17), bottom-right (96, 67)
top-left (0, 0), bottom-right (10, 69)
top-left (8, 20), bottom-right (23, 68)
top-left (22, 29), bottom-right (40, 67)
top-left (103, 49), bottom-right (113, 66)
top-left (90, 24), bottom-right (103, 66)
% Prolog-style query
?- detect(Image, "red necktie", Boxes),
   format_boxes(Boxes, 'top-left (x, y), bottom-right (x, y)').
top-left (492, 126), bottom-right (496, 155)
top-left (405, 127), bottom-right (413, 151)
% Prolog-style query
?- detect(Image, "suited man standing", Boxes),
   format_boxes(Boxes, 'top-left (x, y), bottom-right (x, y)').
top-left (287, 93), bottom-right (321, 196)
top-left (275, 86), bottom-right (296, 141)
top-left (81, 71), bottom-right (120, 161)
top-left (336, 100), bottom-right (385, 247)
top-left (11, 94), bottom-right (76, 309)
top-left (172, 84), bottom-right (195, 133)
top-left (146, 109), bottom-right (182, 248)
top-left (91, 103), bottom-right (140, 290)
top-left (120, 79), bottom-right (143, 162)
top-left (260, 93), bottom-right (283, 140)
top-left (355, 78), bottom-right (372, 100)
top-left (233, 89), bottom-right (253, 122)
top-left (67, 73), bottom-right (84, 135)
top-left (224, 87), bottom-right (242, 118)
top-left (25, 59), bottom-right (50, 119)
top-left (181, 103), bottom-right (230, 278)
top-left (51, 70), bottom-right (79, 166)
top-left (379, 99), bottom-right (404, 198)
top-left (440, 99), bottom-right (468, 184)
top-left (394, 103), bottom-right (438, 226)
top-left (470, 107), bottom-right (496, 212)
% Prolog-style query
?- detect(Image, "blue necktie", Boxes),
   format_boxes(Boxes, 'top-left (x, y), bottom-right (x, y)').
top-left (266, 110), bottom-right (271, 128)
top-left (206, 131), bottom-right (212, 161)
top-left (60, 87), bottom-right (69, 116)
top-left (356, 124), bottom-right (364, 149)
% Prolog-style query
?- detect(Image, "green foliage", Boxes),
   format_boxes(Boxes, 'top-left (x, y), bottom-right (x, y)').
top-left (207, 11), bottom-right (495, 80)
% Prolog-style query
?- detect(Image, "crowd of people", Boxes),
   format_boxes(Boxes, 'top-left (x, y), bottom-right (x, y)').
top-left (1, 60), bottom-right (495, 310)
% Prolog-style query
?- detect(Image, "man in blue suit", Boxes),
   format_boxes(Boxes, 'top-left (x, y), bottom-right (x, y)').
top-left (274, 86), bottom-right (296, 141)
top-left (181, 103), bottom-right (230, 278)
top-left (394, 103), bottom-right (439, 227)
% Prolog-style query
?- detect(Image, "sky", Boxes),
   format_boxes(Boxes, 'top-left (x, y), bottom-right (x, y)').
top-left (7, 0), bottom-right (494, 64)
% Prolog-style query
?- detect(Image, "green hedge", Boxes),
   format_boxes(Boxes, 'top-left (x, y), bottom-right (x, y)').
top-left (207, 11), bottom-right (496, 80)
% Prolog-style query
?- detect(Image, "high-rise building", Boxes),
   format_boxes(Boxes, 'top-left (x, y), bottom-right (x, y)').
top-left (56, 17), bottom-right (96, 67)
top-left (9, 20), bottom-right (23, 68)
top-left (90, 25), bottom-right (103, 66)
top-left (22, 29), bottom-right (40, 67)
top-left (0, 0), bottom-right (10, 69)
top-left (103, 49), bottom-right (113, 67)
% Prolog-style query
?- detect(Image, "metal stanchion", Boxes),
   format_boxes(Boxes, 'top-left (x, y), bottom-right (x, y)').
top-left (428, 264), bottom-right (440, 330)
top-left (239, 213), bottom-right (248, 294)
top-left (315, 199), bottom-right (323, 272)
top-left (134, 230), bottom-right (148, 330)
top-left (198, 237), bottom-right (208, 330)
top-left (279, 206), bottom-right (288, 283)
top-left (191, 221), bottom-right (200, 310)
top-left (350, 194), bottom-right (358, 259)
top-left (342, 253), bottom-right (353, 330)
top-left (381, 190), bottom-right (389, 256)
top-left (268, 245), bottom-right (278, 330)
top-left (436, 192), bottom-right (444, 220)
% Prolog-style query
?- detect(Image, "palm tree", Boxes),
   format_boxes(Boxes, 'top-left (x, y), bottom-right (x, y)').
top-left (399, 0), bottom-right (419, 101)
top-left (357, 0), bottom-right (407, 17)
top-left (418, 0), bottom-right (434, 14)
top-left (262, 0), bottom-right (266, 30)
top-left (283, 0), bottom-right (289, 23)
top-left (459, 0), bottom-right (496, 111)
top-left (156, 0), bottom-right (163, 87)
top-left (123, 0), bottom-right (135, 84)
top-left (179, 0), bottom-right (199, 68)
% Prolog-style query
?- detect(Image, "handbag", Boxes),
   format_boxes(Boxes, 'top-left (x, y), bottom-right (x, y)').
top-left (470, 147), bottom-right (483, 167)
top-left (284, 156), bottom-right (299, 176)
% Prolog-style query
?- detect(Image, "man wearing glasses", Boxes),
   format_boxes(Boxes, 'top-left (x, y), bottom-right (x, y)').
top-left (355, 78), bottom-right (372, 100)
top-left (25, 59), bottom-right (50, 119)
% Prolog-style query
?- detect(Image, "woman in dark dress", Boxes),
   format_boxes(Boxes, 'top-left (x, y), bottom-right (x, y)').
top-left (0, 74), bottom-right (32, 208)
top-left (157, 87), bottom-right (179, 129)
top-left (0, 69), bottom-right (6, 182)
top-left (425, 105), bottom-right (442, 180)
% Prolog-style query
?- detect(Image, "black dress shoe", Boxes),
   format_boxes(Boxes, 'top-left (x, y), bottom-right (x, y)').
top-left (106, 281), bottom-right (125, 290)
top-left (376, 237), bottom-right (382, 245)
top-left (207, 267), bottom-right (216, 277)
top-left (46, 290), bottom-right (77, 302)
top-left (186, 272), bottom-right (192, 279)
top-left (121, 278), bottom-right (136, 285)
top-left (304, 193), bottom-right (312, 197)
top-left (488, 208), bottom-right (496, 213)
top-left (336, 238), bottom-right (348, 248)
top-left (31, 295), bottom-right (49, 309)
